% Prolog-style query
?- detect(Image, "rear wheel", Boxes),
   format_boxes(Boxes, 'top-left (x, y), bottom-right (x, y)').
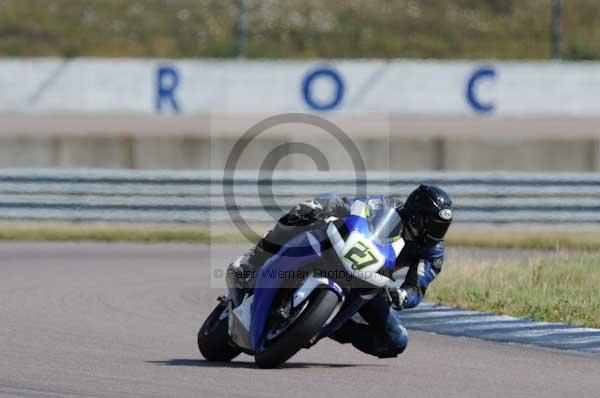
top-left (254, 289), bottom-right (339, 369)
top-left (198, 302), bottom-right (241, 362)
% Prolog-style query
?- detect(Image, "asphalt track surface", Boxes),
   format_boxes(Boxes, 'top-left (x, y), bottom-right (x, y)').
top-left (1, 243), bottom-right (599, 398)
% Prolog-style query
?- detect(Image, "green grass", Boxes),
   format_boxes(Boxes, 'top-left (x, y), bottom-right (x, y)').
top-left (1, 0), bottom-right (599, 59)
top-left (446, 229), bottom-right (600, 251)
top-left (428, 255), bottom-right (600, 328)
top-left (0, 224), bottom-right (216, 244)
top-left (1, 224), bottom-right (600, 253)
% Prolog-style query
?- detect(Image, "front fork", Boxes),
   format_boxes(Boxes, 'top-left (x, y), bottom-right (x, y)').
top-left (226, 276), bottom-right (346, 351)
top-left (291, 276), bottom-right (346, 346)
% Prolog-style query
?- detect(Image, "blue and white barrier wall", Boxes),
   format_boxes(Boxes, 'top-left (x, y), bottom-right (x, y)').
top-left (3, 59), bottom-right (600, 116)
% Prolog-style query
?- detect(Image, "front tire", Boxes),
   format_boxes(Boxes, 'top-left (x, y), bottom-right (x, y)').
top-left (254, 289), bottom-right (339, 369)
top-left (198, 302), bottom-right (241, 362)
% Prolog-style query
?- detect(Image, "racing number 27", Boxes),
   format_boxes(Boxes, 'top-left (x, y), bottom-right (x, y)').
top-left (344, 242), bottom-right (378, 271)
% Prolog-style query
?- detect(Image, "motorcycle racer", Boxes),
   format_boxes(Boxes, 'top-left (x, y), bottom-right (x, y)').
top-left (228, 185), bottom-right (453, 358)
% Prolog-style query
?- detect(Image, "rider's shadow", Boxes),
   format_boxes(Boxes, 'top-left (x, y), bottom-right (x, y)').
top-left (147, 359), bottom-right (384, 369)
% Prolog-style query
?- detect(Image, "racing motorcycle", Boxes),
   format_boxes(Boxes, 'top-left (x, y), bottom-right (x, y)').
top-left (197, 199), bottom-right (405, 368)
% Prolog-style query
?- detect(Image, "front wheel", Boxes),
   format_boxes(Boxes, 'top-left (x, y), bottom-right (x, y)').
top-left (254, 289), bottom-right (339, 369)
top-left (198, 302), bottom-right (241, 362)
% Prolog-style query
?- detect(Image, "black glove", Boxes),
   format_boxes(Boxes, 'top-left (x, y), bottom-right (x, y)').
top-left (384, 282), bottom-right (408, 310)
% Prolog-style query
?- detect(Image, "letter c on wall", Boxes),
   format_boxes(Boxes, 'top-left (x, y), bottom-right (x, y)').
top-left (466, 66), bottom-right (496, 114)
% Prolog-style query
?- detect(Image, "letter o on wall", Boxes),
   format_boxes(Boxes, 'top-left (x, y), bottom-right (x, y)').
top-left (466, 66), bottom-right (496, 114)
top-left (302, 67), bottom-right (345, 111)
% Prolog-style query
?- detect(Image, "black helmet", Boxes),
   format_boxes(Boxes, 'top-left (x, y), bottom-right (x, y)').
top-left (398, 185), bottom-right (453, 247)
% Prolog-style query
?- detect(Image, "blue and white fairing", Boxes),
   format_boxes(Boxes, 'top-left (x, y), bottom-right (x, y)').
top-left (327, 200), bottom-right (405, 287)
top-left (242, 199), bottom-right (405, 351)
top-left (249, 231), bottom-right (334, 349)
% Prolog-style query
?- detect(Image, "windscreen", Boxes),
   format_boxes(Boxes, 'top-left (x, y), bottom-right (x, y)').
top-left (367, 201), bottom-right (403, 244)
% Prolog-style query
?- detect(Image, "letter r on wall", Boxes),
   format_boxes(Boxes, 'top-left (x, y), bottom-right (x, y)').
top-left (156, 66), bottom-right (181, 113)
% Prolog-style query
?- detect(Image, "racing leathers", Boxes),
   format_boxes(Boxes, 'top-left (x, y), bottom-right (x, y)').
top-left (240, 193), bottom-right (445, 358)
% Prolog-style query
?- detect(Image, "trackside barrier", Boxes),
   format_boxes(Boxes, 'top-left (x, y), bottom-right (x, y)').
top-left (0, 169), bottom-right (599, 223)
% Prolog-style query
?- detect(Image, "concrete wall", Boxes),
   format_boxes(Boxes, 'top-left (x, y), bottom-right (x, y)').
top-left (2, 58), bottom-right (600, 171)
top-left (4, 58), bottom-right (600, 116)
top-left (1, 112), bottom-right (599, 171)
top-left (1, 135), bottom-right (598, 172)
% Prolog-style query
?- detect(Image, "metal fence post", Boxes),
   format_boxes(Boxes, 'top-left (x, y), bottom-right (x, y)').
top-left (235, 0), bottom-right (248, 58)
top-left (551, 0), bottom-right (563, 60)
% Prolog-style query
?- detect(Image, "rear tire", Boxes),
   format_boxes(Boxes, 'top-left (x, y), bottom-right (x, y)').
top-left (198, 303), bottom-right (241, 362)
top-left (254, 289), bottom-right (339, 369)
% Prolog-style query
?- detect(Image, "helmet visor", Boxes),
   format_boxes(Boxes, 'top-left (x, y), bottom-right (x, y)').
top-left (423, 218), bottom-right (451, 242)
